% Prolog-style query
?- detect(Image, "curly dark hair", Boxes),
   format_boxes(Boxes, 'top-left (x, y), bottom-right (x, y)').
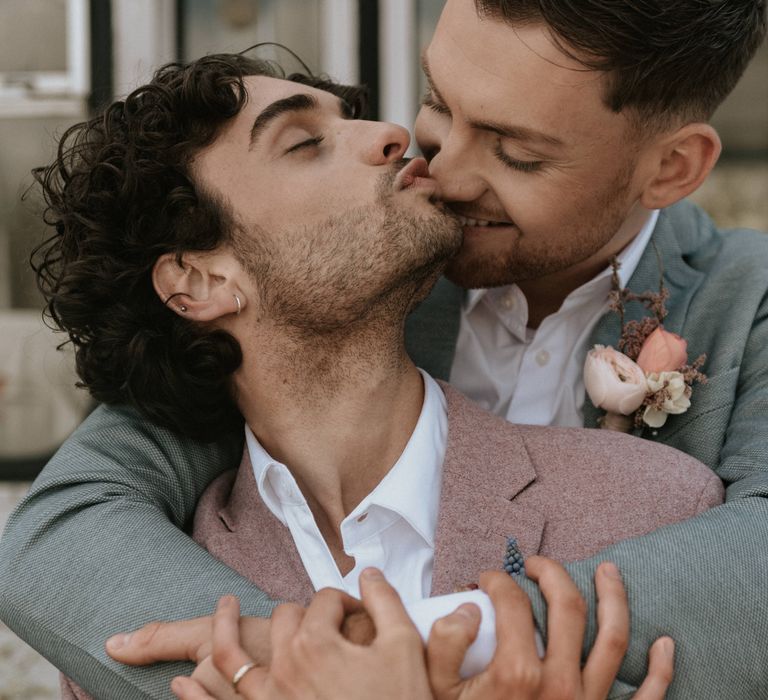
top-left (31, 52), bottom-right (367, 441)
top-left (476, 0), bottom-right (767, 127)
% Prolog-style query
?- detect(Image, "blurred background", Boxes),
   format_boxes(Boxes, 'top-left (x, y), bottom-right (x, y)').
top-left (0, 1), bottom-right (766, 696)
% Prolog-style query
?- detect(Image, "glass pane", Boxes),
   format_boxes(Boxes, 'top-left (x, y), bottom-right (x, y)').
top-left (416, 0), bottom-right (444, 102)
top-left (0, 0), bottom-right (68, 73)
top-left (181, 0), bottom-right (322, 73)
top-left (0, 115), bottom-right (84, 308)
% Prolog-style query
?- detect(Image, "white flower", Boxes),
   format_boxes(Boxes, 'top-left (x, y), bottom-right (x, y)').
top-left (584, 345), bottom-right (648, 416)
top-left (642, 371), bottom-right (691, 428)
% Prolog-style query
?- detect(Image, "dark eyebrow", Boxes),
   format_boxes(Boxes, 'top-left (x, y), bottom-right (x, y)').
top-left (420, 52), bottom-right (565, 150)
top-left (249, 93), bottom-right (319, 148)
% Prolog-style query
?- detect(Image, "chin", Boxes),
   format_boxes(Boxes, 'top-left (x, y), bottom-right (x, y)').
top-left (445, 257), bottom-right (509, 290)
top-left (443, 236), bottom-right (517, 288)
top-left (444, 245), bottom-right (561, 289)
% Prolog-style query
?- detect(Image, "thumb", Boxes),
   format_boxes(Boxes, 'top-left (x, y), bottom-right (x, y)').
top-left (426, 604), bottom-right (481, 698)
top-left (106, 616), bottom-right (213, 665)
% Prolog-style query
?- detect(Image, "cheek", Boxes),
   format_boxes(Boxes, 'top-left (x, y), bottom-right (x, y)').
top-left (490, 173), bottom-right (579, 227)
top-left (267, 174), bottom-right (379, 229)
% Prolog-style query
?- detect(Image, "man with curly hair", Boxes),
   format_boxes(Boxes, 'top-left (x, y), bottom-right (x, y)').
top-left (19, 52), bottom-right (699, 700)
top-left (1, 0), bottom-right (767, 698)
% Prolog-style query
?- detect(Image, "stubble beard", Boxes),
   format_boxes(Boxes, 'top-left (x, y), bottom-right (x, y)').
top-left (235, 172), bottom-right (462, 337)
top-left (444, 165), bottom-right (636, 290)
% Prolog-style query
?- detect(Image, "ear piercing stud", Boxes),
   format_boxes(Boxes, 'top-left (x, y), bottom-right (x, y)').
top-left (233, 294), bottom-right (242, 315)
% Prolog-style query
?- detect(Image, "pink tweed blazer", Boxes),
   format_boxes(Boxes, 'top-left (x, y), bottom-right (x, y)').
top-left (61, 384), bottom-right (723, 699)
top-left (193, 383), bottom-right (723, 604)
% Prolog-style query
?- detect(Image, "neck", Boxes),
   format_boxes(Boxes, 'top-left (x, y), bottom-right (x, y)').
top-left (233, 315), bottom-right (424, 535)
top-left (519, 206), bottom-right (652, 328)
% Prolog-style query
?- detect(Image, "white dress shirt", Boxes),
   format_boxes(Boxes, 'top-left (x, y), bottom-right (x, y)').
top-left (244, 369), bottom-right (447, 603)
top-left (450, 211), bottom-right (659, 427)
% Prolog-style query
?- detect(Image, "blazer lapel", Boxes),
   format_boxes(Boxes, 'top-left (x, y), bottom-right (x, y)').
top-left (583, 203), bottom-right (706, 428)
top-left (212, 452), bottom-right (316, 606)
top-left (405, 277), bottom-right (465, 380)
top-left (431, 384), bottom-right (545, 595)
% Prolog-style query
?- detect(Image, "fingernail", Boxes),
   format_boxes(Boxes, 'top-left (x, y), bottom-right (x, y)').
top-left (362, 567), bottom-right (383, 580)
top-left (602, 562), bottom-right (622, 580)
top-left (660, 637), bottom-right (675, 657)
top-left (171, 677), bottom-right (184, 694)
top-left (455, 604), bottom-right (480, 621)
top-left (106, 633), bottom-right (131, 651)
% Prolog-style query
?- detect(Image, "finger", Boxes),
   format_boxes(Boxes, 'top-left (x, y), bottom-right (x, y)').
top-left (211, 597), bottom-right (269, 697)
top-left (480, 570), bottom-right (540, 663)
top-left (426, 603), bottom-right (481, 696)
top-left (358, 568), bottom-right (421, 648)
top-left (633, 637), bottom-right (675, 700)
top-left (341, 609), bottom-right (377, 646)
top-left (170, 676), bottom-right (216, 700)
top-left (301, 587), bottom-right (358, 641)
top-left (269, 602), bottom-right (305, 653)
top-left (193, 656), bottom-right (244, 700)
top-left (582, 562), bottom-right (630, 699)
top-left (525, 556), bottom-right (586, 671)
top-left (239, 616), bottom-right (273, 666)
top-left (106, 616), bottom-right (212, 665)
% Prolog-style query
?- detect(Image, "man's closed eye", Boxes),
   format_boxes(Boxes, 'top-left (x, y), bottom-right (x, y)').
top-left (285, 135), bottom-right (325, 155)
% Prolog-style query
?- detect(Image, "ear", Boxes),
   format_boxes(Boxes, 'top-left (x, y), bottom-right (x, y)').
top-left (153, 250), bottom-right (247, 322)
top-left (639, 123), bottom-right (721, 210)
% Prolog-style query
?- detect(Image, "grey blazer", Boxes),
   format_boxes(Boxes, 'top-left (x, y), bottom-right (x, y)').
top-left (62, 383), bottom-right (723, 700)
top-left (2, 200), bottom-right (768, 699)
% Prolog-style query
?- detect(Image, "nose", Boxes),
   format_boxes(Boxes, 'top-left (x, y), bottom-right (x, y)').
top-left (426, 135), bottom-right (487, 203)
top-left (360, 121), bottom-right (410, 164)
top-left (415, 109), bottom-right (486, 203)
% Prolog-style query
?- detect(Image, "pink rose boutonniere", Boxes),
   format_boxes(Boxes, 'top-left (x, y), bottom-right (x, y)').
top-left (584, 259), bottom-right (707, 433)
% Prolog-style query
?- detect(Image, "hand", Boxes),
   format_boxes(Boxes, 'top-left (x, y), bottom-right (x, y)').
top-left (178, 616), bottom-right (379, 700)
top-left (171, 568), bottom-right (434, 700)
top-left (426, 557), bottom-right (674, 700)
top-left (105, 602), bottom-right (376, 668)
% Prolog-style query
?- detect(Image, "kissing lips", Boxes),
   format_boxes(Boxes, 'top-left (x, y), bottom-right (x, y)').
top-left (394, 157), bottom-right (440, 197)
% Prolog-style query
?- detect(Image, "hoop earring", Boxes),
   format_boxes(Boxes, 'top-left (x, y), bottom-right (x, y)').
top-left (165, 292), bottom-right (189, 314)
top-left (233, 294), bottom-right (242, 315)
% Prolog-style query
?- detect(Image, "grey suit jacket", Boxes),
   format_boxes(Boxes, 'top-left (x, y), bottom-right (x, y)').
top-left (2, 200), bottom-right (768, 699)
top-left (62, 384), bottom-right (723, 700)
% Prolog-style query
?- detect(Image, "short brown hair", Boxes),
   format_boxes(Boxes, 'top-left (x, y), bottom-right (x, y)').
top-left (476, 0), bottom-right (766, 127)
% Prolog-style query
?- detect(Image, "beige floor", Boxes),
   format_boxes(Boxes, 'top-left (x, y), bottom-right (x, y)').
top-left (0, 484), bottom-right (60, 699)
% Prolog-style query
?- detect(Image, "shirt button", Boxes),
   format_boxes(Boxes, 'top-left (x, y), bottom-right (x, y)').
top-left (356, 513), bottom-right (368, 523)
top-left (500, 292), bottom-right (516, 311)
top-left (535, 350), bottom-right (550, 367)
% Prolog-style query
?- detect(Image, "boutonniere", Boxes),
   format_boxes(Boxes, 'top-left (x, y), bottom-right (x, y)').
top-left (584, 258), bottom-right (707, 433)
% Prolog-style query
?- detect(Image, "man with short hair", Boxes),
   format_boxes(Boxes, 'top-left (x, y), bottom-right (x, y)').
top-left (1, 0), bottom-right (766, 698)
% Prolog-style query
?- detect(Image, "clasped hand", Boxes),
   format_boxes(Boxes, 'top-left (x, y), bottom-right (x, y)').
top-left (107, 557), bottom-right (674, 699)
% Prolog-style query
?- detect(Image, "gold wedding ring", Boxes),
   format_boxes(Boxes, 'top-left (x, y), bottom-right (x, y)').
top-left (232, 661), bottom-right (257, 689)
